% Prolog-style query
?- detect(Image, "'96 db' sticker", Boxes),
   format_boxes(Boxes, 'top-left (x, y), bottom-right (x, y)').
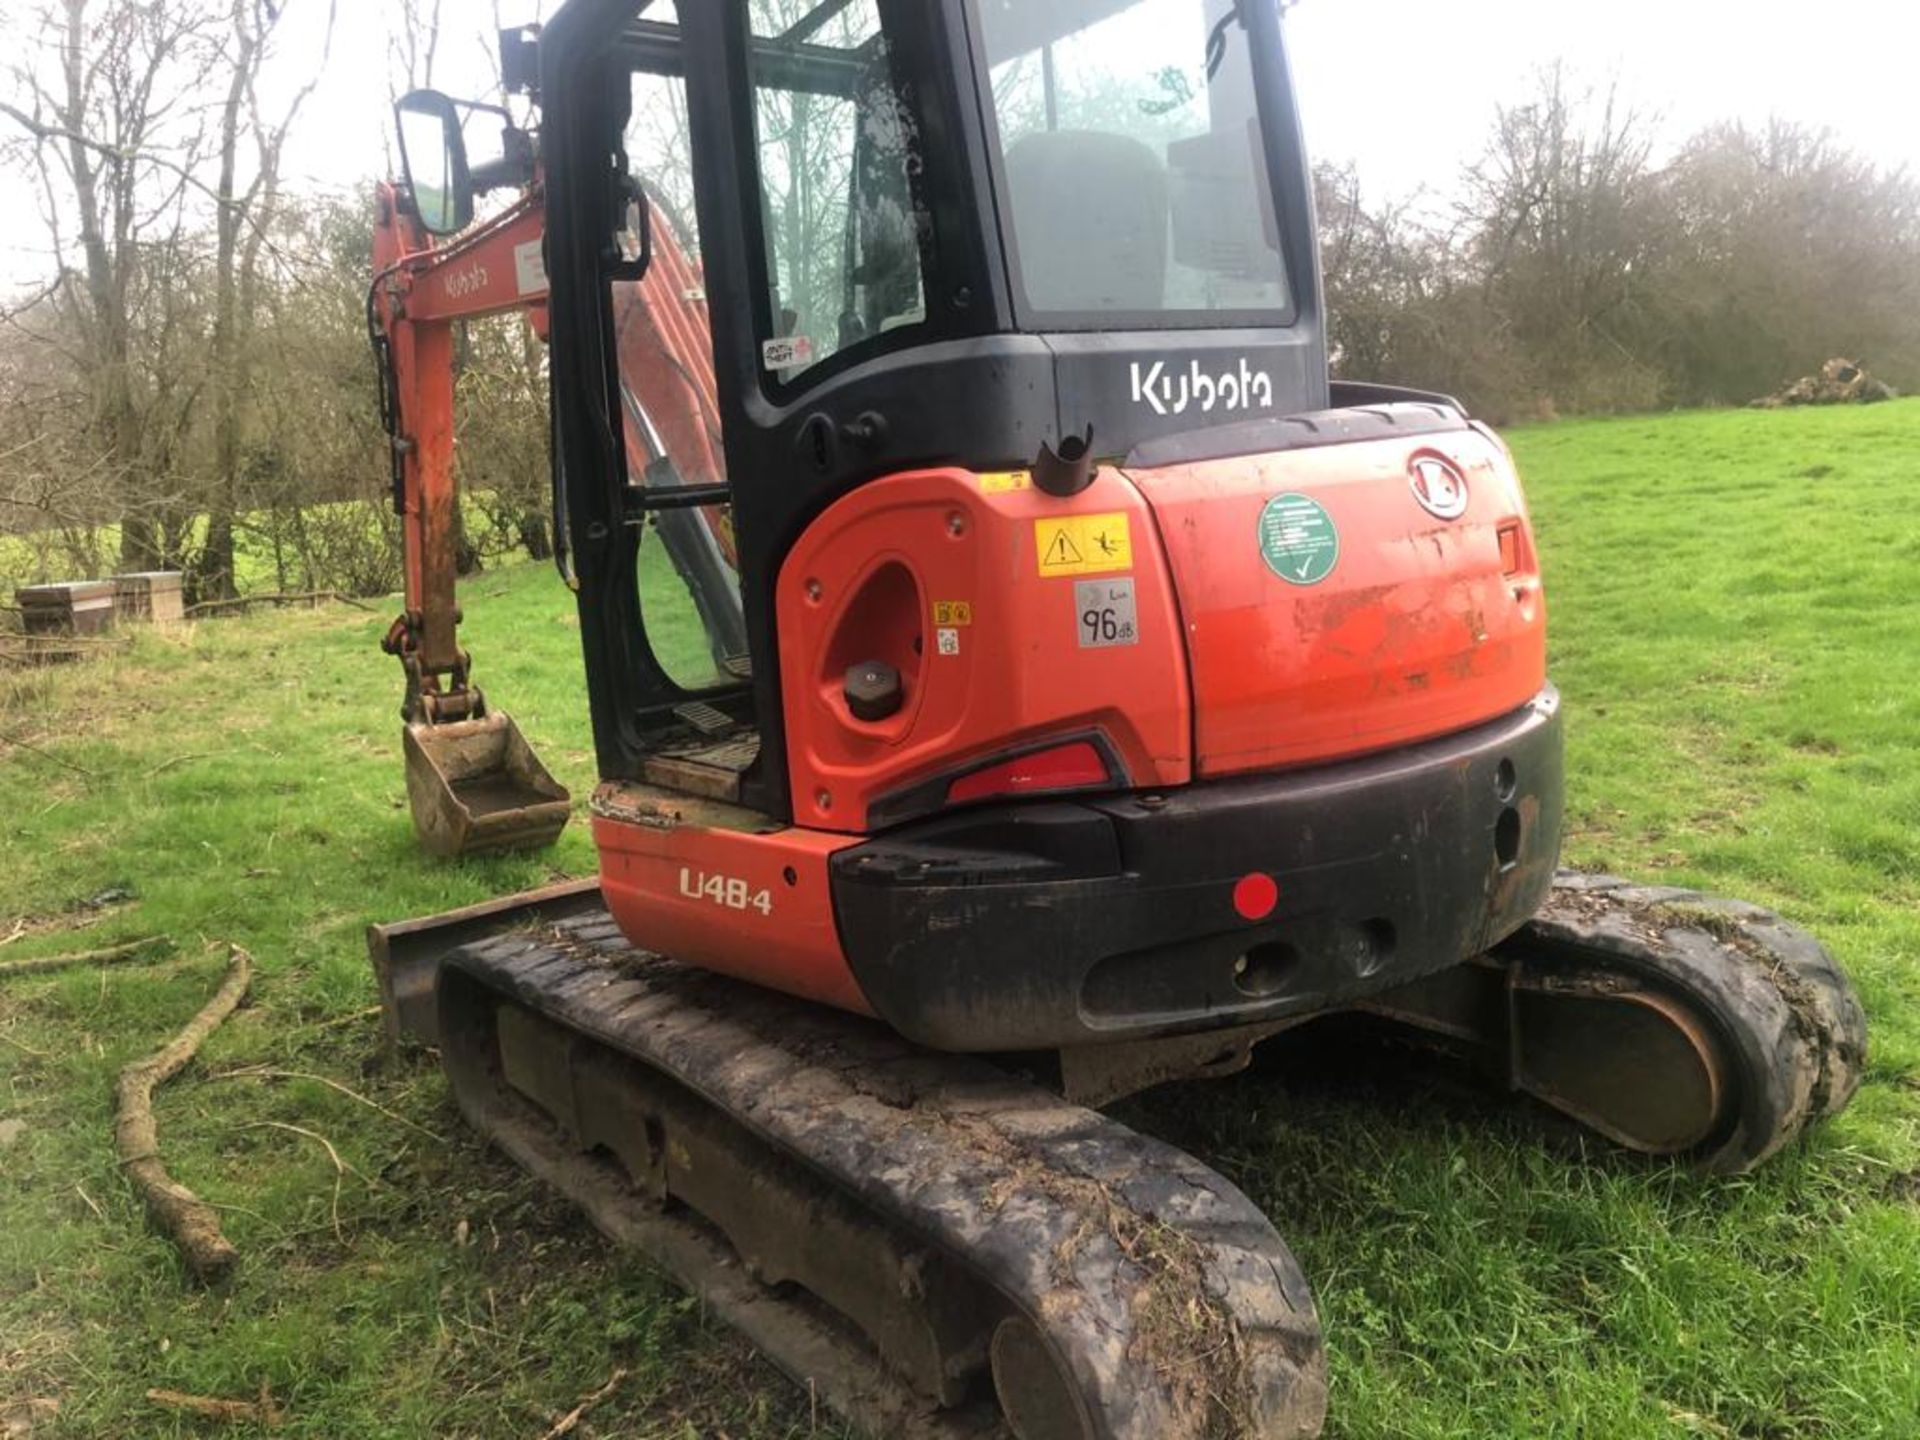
top-left (1076, 578), bottom-right (1138, 647)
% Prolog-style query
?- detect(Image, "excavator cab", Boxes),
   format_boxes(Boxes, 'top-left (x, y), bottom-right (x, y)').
top-left (545, 0), bottom-right (1328, 812)
top-left (385, 0), bottom-right (1323, 856)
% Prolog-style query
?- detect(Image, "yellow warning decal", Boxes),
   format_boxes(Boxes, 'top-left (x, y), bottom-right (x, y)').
top-left (932, 600), bottom-right (973, 626)
top-left (1034, 512), bottom-right (1132, 577)
top-left (979, 471), bottom-right (1031, 494)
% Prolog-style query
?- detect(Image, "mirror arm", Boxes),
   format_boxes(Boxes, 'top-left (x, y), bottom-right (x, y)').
top-left (470, 127), bottom-right (537, 196)
top-left (607, 174), bottom-right (652, 280)
top-left (635, 178), bottom-right (652, 277)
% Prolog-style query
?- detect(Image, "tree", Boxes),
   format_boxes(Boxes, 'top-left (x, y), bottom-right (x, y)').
top-left (189, 0), bottom-right (336, 601)
top-left (1460, 66), bottom-right (1667, 413)
top-left (2, 0), bottom-right (221, 569)
top-left (1656, 121), bottom-right (1920, 404)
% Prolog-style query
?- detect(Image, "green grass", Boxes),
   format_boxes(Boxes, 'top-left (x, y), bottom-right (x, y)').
top-left (5, 404), bottom-right (1920, 1437)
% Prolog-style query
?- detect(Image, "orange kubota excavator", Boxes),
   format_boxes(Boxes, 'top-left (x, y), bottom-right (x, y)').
top-left (365, 6), bottom-right (1867, 1437)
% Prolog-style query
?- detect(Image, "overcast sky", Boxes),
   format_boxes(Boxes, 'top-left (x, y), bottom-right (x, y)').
top-left (5, 0), bottom-right (1915, 288)
top-left (1284, 0), bottom-right (1917, 205)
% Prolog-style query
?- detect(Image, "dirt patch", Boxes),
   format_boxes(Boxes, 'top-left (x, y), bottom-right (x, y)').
top-left (1789, 735), bottom-right (1842, 756)
top-left (0, 887), bottom-right (136, 949)
top-left (1, 1398), bottom-right (60, 1437)
top-left (1650, 901), bottom-right (1755, 947)
top-left (1751, 357), bottom-right (1894, 408)
top-left (1122, 1221), bottom-right (1260, 1440)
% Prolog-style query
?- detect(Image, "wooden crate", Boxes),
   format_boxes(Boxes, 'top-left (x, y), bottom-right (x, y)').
top-left (112, 570), bottom-right (185, 626)
top-left (16, 580), bottom-right (117, 637)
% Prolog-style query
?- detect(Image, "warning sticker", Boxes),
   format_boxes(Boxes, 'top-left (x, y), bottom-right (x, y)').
top-left (979, 471), bottom-right (1031, 494)
top-left (1034, 512), bottom-right (1132, 577)
top-left (1258, 493), bottom-right (1339, 586)
top-left (932, 600), bottom-right (972, 626)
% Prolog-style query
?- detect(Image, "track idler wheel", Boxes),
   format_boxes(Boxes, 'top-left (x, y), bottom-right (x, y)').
top-left (1365, 874), bottom-right (1867, 1173)
top-left (990, 1318), bottom-right (1093, 1440)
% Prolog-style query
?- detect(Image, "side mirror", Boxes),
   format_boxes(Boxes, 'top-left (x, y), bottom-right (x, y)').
top-left (395, 89), bottom-right (474, 236)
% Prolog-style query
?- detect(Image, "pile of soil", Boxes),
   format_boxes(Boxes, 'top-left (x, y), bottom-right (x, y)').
top-left (1751, 357), bottom-right (1895, 407)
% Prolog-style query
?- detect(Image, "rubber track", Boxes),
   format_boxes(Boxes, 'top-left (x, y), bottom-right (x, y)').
top-left (1494, 873), bottom-right (1868, 1173)
top-left (439, 913), bottom-right (1329, 1440)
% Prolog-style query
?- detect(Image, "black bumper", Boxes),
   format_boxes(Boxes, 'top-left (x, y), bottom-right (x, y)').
top-left (831, 687), bottom-right (1564, 1051)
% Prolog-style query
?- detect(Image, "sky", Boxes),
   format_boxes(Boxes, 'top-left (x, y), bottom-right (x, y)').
top-left (4, 0), bottom-right (1917, 289)
top-left (1283, 0), bottom-right (1919, 207)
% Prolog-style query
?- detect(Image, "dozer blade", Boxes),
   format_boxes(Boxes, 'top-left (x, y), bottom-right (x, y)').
top-left (384, 909), bottom-right (1327, 1440)
top-left (402, 712), bottom-right (571, 857)
top-left (1357, 873), bottom-right (1867, 1173)
top-left (366, 877), bottom-right (604, 1052)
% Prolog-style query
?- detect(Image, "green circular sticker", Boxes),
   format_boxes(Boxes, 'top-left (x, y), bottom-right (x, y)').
top-left (1258, 493), bottom-right (1339, 585)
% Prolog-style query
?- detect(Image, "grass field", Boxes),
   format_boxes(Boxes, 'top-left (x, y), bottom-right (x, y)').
top-left (3, 402), bottom-right (1918, 1438)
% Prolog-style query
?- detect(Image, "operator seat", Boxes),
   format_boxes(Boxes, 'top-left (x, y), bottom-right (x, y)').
top-left (1003, 129), bottom-right (1169, 312)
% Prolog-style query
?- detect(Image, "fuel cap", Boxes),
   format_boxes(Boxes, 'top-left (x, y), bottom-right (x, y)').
top-left (844, 660), bottom-right (903, 722)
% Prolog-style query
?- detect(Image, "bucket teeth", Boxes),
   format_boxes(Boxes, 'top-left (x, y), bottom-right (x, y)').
top-left (434, 915), bottom-right (1330, 1440)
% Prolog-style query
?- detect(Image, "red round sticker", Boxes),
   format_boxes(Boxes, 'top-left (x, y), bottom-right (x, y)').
top-left (1232, 872), bottom-right (1279, 921)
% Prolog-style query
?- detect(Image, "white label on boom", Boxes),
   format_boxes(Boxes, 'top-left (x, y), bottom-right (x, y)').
top-left (514, 238), bottom-right (548, 298)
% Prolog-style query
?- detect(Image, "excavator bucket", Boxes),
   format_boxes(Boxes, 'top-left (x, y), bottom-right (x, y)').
top-left (402, 712), bottom-right (571, 857)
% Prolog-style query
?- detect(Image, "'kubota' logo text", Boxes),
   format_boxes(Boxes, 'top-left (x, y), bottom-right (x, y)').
top-left (442, 263), bottom-right (490, 301)
top-left (1130, 358), bottom-right (1275, 417)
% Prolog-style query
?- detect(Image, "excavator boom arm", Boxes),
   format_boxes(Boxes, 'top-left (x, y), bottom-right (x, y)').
top-left (370, 186), bottom-right (549, 712)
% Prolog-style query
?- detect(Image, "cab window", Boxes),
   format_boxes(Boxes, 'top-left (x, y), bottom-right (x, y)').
top-left (744, 0), bottom-right (931, 385)
top-left (973, 0), bottom-right (1291, 324)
